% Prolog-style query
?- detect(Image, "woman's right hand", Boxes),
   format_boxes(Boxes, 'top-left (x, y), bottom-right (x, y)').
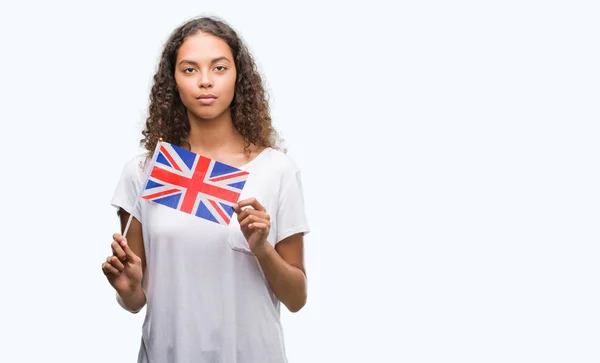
top-left (101, 233), bottom-right (143, 295)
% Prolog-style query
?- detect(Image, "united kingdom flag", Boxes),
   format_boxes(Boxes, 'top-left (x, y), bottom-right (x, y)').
top-left (141, 141), bottom-right (250, 225)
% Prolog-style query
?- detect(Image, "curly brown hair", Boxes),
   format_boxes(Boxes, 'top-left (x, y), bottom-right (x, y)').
top-left (140, 16), bottom-right (283, 157)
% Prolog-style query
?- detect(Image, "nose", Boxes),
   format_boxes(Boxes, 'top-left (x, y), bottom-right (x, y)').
top-left (198, 71), bottom-right (213, 88)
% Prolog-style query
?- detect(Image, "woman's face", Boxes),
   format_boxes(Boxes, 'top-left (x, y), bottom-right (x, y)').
top-left (174, 31), bottom-right (237, 121)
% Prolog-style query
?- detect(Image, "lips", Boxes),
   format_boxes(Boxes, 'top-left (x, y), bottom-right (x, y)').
top-left (196, 94), bottom-right (217, 105)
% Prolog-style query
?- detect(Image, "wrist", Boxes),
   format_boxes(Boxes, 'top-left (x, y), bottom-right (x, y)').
top-left (116, 279), bottom-right (142, 295)
top-left (117, 285), bottom-right (145, 312)
top-left (253, 242), bottom-right (272, 260)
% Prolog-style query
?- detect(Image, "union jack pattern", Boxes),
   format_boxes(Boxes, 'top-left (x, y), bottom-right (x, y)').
top-left (141, 141), bottom-right (249, 225)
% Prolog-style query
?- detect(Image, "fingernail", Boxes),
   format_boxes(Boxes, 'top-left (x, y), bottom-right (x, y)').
top-left (121, 239), bottom-right (128, 246)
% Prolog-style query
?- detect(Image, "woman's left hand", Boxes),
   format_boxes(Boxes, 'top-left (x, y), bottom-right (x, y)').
top-left (233, 198), bottom-right (271, 256)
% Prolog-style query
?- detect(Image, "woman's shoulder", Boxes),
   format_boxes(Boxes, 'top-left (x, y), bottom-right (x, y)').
top-left (119, 150), bottom-right (153, 179)
top-left (262, 147), bottom-right (301, 173)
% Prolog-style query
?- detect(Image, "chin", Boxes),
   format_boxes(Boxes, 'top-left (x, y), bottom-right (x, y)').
top-left (190, 108), bottom-right (222, 121)
top-left (191, 106), bottom-right (230, 121)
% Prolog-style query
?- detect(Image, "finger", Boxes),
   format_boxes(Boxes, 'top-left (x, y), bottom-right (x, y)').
top-left (108, 256), bottom-right (125, 271)
top-left (236, 208), bottom-right (270, 223)
top-left (113, 233), bottom-right (130, 251)
top-left (236, 198), bottom-right (266, 212)
top-left (248, 222), bottom-right (269, 232)
top-left (241, 214), bottom-right (270, 229)
top-left (113, 233), bottom-right (126, 245)
top-left (111, 241), bottom-right (127, 262)
top-left (102, 262), bottom-right (120, 277)
top-left (240, 214), bottom-right (260, 228)
top-left (122, 242), bottom-right (141, 264)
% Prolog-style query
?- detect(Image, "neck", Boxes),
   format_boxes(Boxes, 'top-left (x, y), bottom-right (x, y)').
top-left (186, 108), bottom-right (243, 153)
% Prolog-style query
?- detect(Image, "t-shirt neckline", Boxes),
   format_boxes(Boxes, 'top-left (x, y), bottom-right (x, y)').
top-left (238, 147), bottom-right (272, 170)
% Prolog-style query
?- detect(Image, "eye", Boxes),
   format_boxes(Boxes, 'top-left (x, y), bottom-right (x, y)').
top-left (215, 66), bottom-right (227, 72)
top-left (183, 67), bottom-right (195, 74)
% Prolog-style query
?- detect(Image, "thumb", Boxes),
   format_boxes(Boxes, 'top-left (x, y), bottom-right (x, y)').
top-left (120, 239), bottom-right (140, 264)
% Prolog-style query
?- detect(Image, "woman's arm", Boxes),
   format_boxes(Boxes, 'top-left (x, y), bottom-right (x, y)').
top-left (234, 198), bottom-right (307, 313)
top-left (255, 233), bottom-right (307, 313)
top-left (113, 209), bottom-right (147, 313)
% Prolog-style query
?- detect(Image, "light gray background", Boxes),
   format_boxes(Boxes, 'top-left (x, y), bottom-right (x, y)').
top-left (0, 0), bottom-right (598, 362)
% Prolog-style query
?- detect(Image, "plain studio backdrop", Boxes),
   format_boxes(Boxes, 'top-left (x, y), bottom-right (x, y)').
top-left (0, 0), bottom-right (598, 362)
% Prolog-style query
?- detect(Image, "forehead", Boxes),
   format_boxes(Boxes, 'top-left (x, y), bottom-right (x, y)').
top-left (176, 31), bottom-right (233, 62)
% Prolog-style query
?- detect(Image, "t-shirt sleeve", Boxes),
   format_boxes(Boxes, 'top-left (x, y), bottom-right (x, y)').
top-left (110, 157), bottom-right (144, 222)
top-left (276, 165), bottom-right (310, 244)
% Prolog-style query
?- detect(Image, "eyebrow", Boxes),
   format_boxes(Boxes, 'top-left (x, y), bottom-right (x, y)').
top-left (178, 57), bottom-right (231, 66)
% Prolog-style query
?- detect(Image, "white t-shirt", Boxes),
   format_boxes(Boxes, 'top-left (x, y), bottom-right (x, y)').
top-left (110, 147), bottom-right (310, 363)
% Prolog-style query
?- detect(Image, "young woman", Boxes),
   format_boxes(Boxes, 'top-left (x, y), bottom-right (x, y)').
top-left (101, 16), bottom-right (310, 363)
